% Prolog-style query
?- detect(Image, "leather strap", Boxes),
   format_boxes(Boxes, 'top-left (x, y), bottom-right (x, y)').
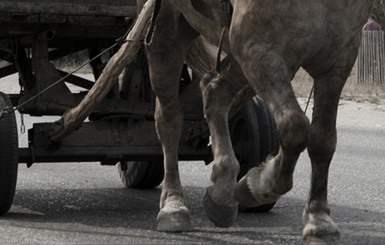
top-left (145, 0), bottom-right (162, 45)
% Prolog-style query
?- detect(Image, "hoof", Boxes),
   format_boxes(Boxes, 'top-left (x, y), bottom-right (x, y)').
top-left (203, 192), bottom-right (237, 227)
top-left (235, 176), bottom-right (259, 207)
top-left (157, 207), bottom-right (192, 232)
top-left (304, 235), bottom-right (342, 245)
top-left (303, 212), bottom-right (341, 245)
top-left (235, 170), bottom-right (281, 207)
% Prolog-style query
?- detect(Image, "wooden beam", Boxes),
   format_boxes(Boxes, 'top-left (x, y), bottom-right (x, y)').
top-left (0, 1), bottom-right (136, 17)
top-left (50, 0), bottom-right (155, 141)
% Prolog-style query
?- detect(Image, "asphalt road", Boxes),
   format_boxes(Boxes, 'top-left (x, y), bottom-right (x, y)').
top-left (0, 104), bottom-right (384, 245)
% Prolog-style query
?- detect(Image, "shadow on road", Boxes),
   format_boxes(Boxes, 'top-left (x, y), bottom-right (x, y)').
top-left (4, 185), bottom-right (385, 245)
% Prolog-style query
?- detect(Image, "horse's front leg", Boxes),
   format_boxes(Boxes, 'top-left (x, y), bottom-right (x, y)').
top-left (229, 4), bottom-right (311, 210)
top-left (200, 56), bottom-right (255, 227)
top-left (145, 2), bottom-right (198, 232)
top-left (153, 94), bottom-right (190, 232)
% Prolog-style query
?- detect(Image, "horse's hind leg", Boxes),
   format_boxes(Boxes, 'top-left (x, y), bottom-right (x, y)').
top-left (145, 2), bottom-right (198, 232)
top-left (302, 73), bottom-right (342, 245)
top-left (302, 42), bottom-right (361, 245)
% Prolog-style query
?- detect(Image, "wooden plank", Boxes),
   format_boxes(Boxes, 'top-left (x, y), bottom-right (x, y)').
top-left (67, 16), bottom-right (120, 25)
top-left (0, 1), bottom-right (137, 17)
top-left (9, 0), bottom-right (136, 5)
top-left (0, 64), bottom-right (17, 77)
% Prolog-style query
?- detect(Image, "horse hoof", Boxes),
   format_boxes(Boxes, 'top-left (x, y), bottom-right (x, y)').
top-left (235, 176), bottom-right (259, 207)
top-left (303, 211), bottom-right (341, 245)
top-left (157, 207), bottom-right (192, 232)
top-left (304, 235), bottom-right (342, 245)
top-left (203, 192), bottom-right (238, 227)
top-left (235, 172), bottom-right (281, 207)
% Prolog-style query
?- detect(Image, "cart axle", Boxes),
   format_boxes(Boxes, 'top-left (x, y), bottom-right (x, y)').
top-left (18, 119), bottom-right (211, 166)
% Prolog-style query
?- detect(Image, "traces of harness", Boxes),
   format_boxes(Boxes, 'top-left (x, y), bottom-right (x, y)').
top-left (145, 0), bottom-right (162, 45)
top-left (304, 84), bottom-right (315, 114)
top-left (215, 27), bottom-right (226, 73)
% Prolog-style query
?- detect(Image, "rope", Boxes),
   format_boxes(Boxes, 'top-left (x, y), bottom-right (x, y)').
top-left (14, 46), bottom-right (117, 112)
top-left (145, 0), bottom-right (162, 45)
top-left (215, 27), bottom-right (226, 73)
top-left (0, 0), bottom-right (161, 121)
top-left (0, 106), bottom-right (11, 118)
top-left (304, 84), bottom-right (314, 114)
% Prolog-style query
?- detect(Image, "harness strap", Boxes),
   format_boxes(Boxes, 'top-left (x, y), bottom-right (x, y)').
top-left (145, 0), bottom-right (162, 45)
top-left (216, 27), bottom-right (226, 73)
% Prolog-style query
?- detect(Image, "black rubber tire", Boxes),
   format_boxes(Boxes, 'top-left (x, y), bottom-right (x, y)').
top-left (230, 98), bottom-right (279, 213)
top-left (0, 92), bottom-right (18, 216)
top-left (229, 101), bottom-right (260, 179)
top-left (245, 97), bottom-right (279, 213)
top-left (253, 97), bottom-right (279, 162)
top-left (118, 161), bottom-right (164, 189)
top-left (117, 49), bottom-right (164, 189)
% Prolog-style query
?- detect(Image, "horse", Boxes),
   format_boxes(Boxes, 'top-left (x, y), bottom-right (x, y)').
top-left (139, 0), bottom-right (374, 244)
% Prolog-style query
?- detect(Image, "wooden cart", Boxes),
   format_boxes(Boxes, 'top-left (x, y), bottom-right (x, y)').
top-left (0, 0), bottom-right (278, 216)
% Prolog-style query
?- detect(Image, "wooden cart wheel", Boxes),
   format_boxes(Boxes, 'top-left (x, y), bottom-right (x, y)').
top-left (229, 98), bottom-right (279, 212)
top-left (0, 92), bottom-right (18, 215)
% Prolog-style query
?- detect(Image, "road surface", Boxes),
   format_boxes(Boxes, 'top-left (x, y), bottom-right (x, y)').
top-left (0, 77), bottom-right (384, 244)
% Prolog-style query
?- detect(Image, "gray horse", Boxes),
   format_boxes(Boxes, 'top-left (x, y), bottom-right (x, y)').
top-left (139, 0), bottom-right (374, 244)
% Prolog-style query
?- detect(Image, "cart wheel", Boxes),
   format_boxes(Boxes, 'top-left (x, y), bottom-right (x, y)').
top-left (229, 98), bottom-right (278, 213)
top-left (253, 97), bottom-right (279, 163)
top-left (229, 101), bottom-right (260, 179)
top-left (117, 49), bottom-right (164, 189)
top-left (245, 97), bottom-right (279, 212)
top-left (0, 92), bottom-right (18, 216)
top-left (118, 161), bottom-right (164, 189)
